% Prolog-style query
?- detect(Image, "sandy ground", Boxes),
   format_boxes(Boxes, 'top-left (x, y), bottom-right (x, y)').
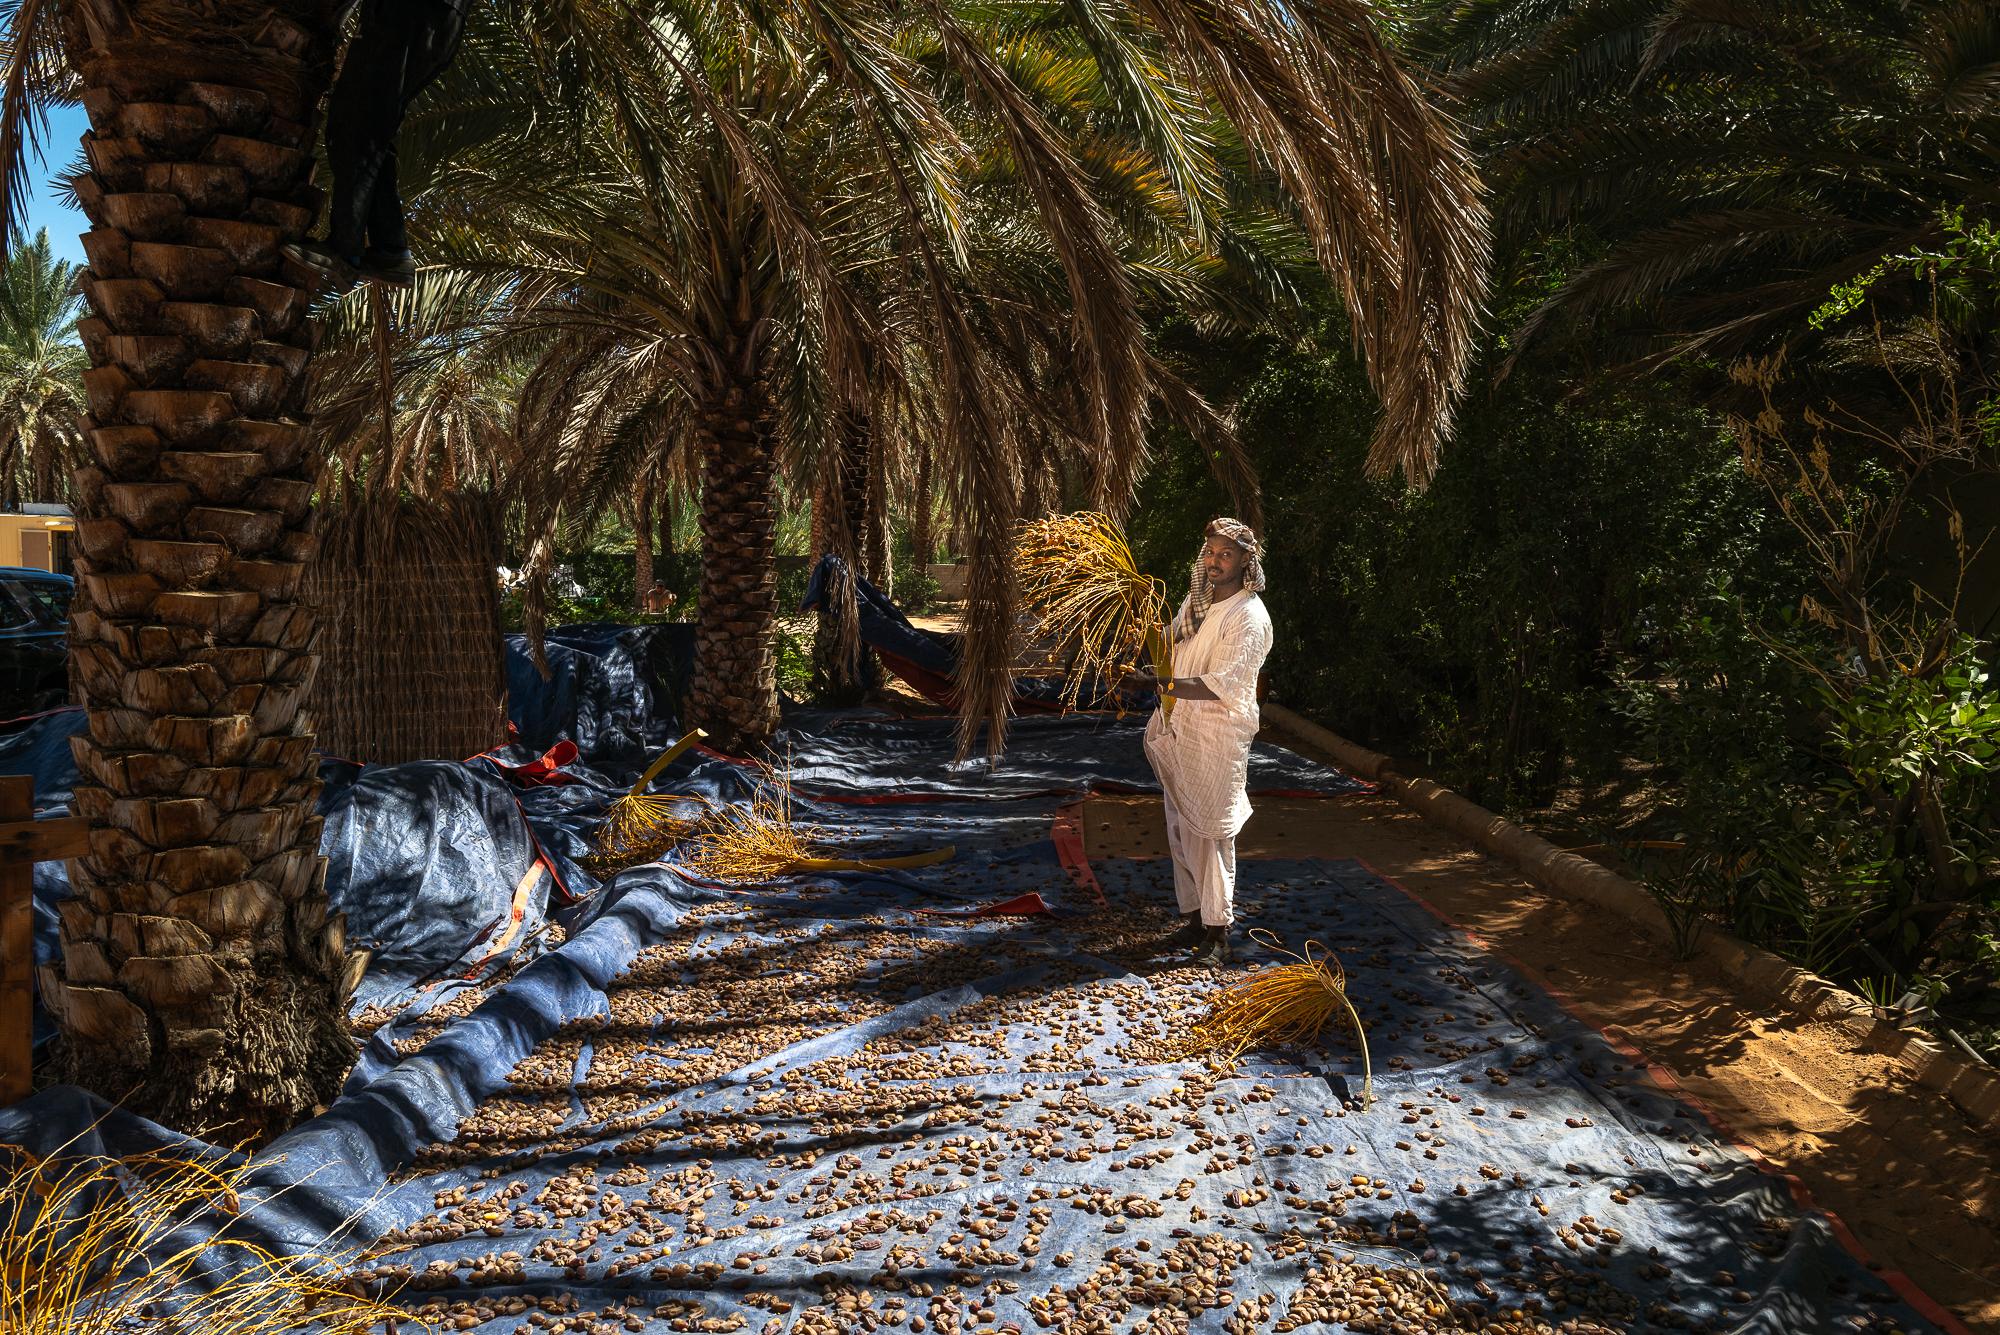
top-left (1082, 744), bottom-right (2000, 1332)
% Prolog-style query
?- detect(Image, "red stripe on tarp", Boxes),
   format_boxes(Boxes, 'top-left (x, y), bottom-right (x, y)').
top-left (693, 741), bottom-right (765, 768)
top-left (872, 648), bottom-right (960, 709)
top-left (1353, 856), bottom-right (1976, 1335)
top-left (1051, 801), bottom-right (1108, 908)
top-left (528, 827), bottom-right (576, 905)
top-left (0, 702), bottom-right (82, 728)
top-left (915, 891), bottom-right (1055, 920)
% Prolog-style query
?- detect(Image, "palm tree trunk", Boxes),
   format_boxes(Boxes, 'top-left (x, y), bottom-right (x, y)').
top-left (31, 426), bottom-right (59, 504)
top-left (633, 474), bottom-right (655, 608)
top-left (911, 437), bottom-right (934, 567)
top-left (863, 422), bottom-right (891, 598)
top-left (0, 429), bottom-right (19, 512)
top-left (808, 475), bottom-right (828, 560)
top-left (49, 0), bottom-right (352, 1139)
top-left (655, 478), bottom-right (673, 583)
top-left (811, 409), bottom-right (871, 707)
top-left (688, 321), bottom-right (780, 748)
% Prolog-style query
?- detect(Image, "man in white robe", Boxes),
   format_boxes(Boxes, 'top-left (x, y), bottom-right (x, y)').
top-left (1132, 518), bottom-right (1273, 965)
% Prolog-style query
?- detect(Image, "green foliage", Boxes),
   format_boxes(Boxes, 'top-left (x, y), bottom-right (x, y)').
top-left (0, 228), bottom-right (86, 505)
top-left (1831, 648), bottom-right (2000, 804)
top-left (774, 624), bottom-right (814, 699)
top-left (1810, 206), bottom-right (2000, 332)
top-left (1131, 320), bottom-right (1758, 811)
top-left (1634, 622), bottom-right (2000, 1002)
top-left (891, 527), bottom-right (941, 615)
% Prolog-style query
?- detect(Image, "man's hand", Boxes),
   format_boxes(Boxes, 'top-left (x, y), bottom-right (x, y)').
top-left (1122, 666), bottom-right (1160, 693)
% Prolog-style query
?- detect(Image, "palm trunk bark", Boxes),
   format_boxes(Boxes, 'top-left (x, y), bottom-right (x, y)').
top-left (31, 427), bottom-right (60, 504)
top-left (688, 315), bottom-right (780, 749)
top-left (863, 421), bottom-right (891, 599)
top-left (633, 474), bottom-right (655, 609)
top-left (811, 409), bottom-right (871, 707)
top-left (655, 482), bottom-right (673, 587)
top-left (49, 0), bottom-right (351, 1139)
top-left (808, 476), bottom-right (828, 562)
top-left (911, 437), bottom-right (934, 567)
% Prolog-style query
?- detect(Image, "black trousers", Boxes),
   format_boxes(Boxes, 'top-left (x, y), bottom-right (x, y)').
top-left (323, 0), bottom-right (467, 257)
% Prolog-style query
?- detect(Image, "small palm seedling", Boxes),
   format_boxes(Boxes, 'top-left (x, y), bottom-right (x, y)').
top-left (1016, 512), bottom-right (1174, 717)
top-left (0, 1137), bottom-right (421, 1334)
top-left (679, 768), bottom-right (954, 884)
top-left (595, 727), bottom-right (709, 863)
top-left (1186, 929), bottom-right (1372, 1106)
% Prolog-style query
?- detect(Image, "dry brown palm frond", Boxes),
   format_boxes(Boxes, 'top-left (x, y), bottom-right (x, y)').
top-left (1149, 360), bottom-right (1261, 534)
top-left (1015, 511), bottom-right (1174, 717)
top-left (1184, 929), bottom-right (1372, 1105)
top-left (595, 728), bottom-right (709, 862)
top-left (0, 1137), bottom-right (424, 1335)
top-left (678, 768), bottom-right (955, 884)
top-left (1125, 0), bottom-right (1490, 482)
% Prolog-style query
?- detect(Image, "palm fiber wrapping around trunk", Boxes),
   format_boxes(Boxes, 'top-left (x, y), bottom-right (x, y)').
top-left (305, 491), bottom-right (509, 766)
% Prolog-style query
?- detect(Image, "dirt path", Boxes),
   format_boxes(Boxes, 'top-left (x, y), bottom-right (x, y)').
top-left (1082, 746), bottom-right (2000, 1332)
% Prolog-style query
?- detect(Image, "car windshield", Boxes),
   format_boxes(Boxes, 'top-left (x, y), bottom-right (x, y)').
top-left (1, 578), bottom-right (70, 628)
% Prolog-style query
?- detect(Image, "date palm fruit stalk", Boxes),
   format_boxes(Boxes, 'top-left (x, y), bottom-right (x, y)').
top-left (1186, 929), bottom-right (1372, 1106)
top-left (594, 727), bottom-right (708, 861)
top-left (679, 768), bottom-right (953, 884)
top-left (1015, 512), bottom-right (1174, 718)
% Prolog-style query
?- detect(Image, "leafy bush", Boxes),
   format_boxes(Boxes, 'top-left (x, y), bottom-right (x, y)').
top-left (775, 623), bottom-right (814, 698)
top-left (1129, 320), bottom-right (1758, 811)
top-left (891, 528), bottom-right (942, 614)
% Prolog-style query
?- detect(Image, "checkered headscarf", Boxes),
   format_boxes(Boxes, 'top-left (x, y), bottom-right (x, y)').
top-left (1183, 517), bottom-right (1265, 638)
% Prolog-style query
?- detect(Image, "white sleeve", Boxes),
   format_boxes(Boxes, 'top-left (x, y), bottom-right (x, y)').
top-left (1195, 603), bottom-right (1271, 722)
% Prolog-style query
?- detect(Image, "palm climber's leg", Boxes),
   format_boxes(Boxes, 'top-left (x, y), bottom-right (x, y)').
top-left (287, 0), bottom-right (468, 289)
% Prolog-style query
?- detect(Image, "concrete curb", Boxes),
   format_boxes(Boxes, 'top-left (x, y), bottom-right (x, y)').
top-left (1262, 701), bottom-right (2000, 1135)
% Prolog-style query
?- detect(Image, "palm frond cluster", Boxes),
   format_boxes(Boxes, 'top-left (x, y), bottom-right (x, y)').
top-left (677, 767), bottom-right (954, 883)
top-left (1419, 0), bottom-right (2000, 390)
top-left (0, 230), bottom-right (84, 507)
top-left (592, 729), bottom-right (710, 866)
top-left (1015, 510), bottom-right (1174, 717)
top-left (1185, 930), bottom-right (1372, 1106)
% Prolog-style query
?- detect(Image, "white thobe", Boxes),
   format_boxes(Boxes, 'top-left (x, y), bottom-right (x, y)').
top-left (1142, 590), bottom-right (1273, 926)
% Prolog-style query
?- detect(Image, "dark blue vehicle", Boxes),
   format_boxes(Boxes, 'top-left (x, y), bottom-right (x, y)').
top-left (0, 567), bottom-right (72, 720)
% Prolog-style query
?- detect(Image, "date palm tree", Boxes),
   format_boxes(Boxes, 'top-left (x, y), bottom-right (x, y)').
top-left (0, 0), bottom-right (689, 1138)
top-left (0, 228), bottom-right (87, 506)
top-left (443, 0), bottom-right (1488, 751)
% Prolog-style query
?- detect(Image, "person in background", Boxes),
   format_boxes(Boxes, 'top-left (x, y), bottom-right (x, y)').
top-left (1128, 518), bottom-right (1274, 965)
top-left (284, 0), bottom-right (471, 290)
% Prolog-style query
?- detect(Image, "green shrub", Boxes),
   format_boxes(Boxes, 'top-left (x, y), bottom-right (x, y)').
top-left (1129, 320), bottom-right (1755, 810)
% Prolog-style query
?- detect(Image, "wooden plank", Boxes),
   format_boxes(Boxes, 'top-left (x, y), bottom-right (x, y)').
top-left (0, 816), bottom-right (89, 863)
top-left (0, 775), bottom-right (33, 1106)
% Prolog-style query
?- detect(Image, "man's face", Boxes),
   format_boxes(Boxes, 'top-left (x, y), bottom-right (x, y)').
top-left (1202, 536), bottom-right (1247, 588)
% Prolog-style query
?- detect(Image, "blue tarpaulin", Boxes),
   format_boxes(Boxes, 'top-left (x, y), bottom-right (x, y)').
top-left (0, 634), bottom-right (1959, 1334)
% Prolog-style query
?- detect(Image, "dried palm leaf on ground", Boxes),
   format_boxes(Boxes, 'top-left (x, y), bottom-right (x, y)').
top-left (1186, 928), bottom-right (1372, 1106)
top-left (594, 728), bottom-right (709, 862)
top-left (679, 771), bottom-right (954, 884)
top-left (1016, 512), bottom-right (1174, 718)
top-left (0, 1137), bottom-right (419, 1335)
